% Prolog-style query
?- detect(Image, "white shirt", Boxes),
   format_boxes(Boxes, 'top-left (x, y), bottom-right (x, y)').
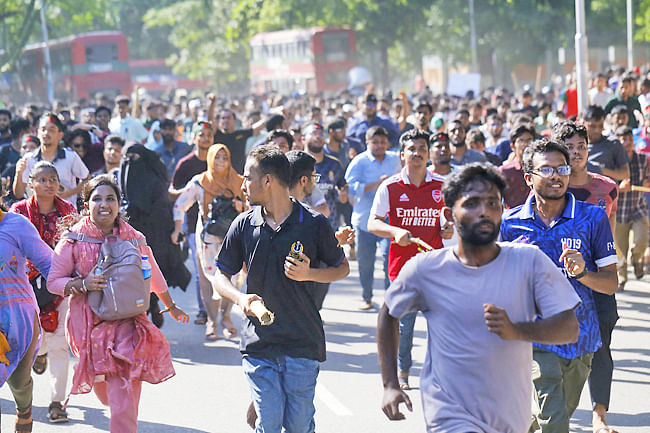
top-left (22, 146), bottom-right (89, 204)
top-left (108, 115), bottom-right (148, 143)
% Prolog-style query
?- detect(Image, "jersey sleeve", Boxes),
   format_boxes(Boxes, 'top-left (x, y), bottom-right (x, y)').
top-left (530, 247), bottom-right (581, 319)
top-left (384, 254), bottom-right (427, 318)
top-left (369, 178), bottom-right (390, 218)
top-left (591, 208), bottom-right (617, 268)
top-left (215, 213), bottom-right (246, 276)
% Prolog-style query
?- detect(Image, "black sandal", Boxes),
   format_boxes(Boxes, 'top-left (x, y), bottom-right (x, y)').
top-left (48, 402), bottom-right (68, 423)
top-left (32, 354), bottom-right (47, 375)
top-left (15, 407), bottom-right (32, 432)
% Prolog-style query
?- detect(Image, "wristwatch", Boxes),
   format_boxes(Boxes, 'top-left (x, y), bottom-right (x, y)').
top-left (572, 269), bottom-right (587, 280)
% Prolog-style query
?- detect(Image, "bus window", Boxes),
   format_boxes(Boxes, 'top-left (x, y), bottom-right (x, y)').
top-left (85, 43), bottom-right (118, 64)
top-left (321, 32), bottom-right (349, 62)
top-left (51, 47), bottom-right (73, 76)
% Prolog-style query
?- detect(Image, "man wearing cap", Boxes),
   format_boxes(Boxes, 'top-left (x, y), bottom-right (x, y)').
top-left (108, 95), bottom-right (148, 144)
top-left (347, 94), bottom-right (401, 148)
top-left (13, 113), bottom-right (90, 205)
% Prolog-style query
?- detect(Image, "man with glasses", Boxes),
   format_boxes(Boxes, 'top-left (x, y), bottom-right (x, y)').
top-left (347, 94), bottom-right (400, 148)
top-left (501, 139), bottom-right (618, 433)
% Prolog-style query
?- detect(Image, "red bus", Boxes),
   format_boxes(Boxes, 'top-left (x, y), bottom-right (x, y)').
top-left (249, 27), bottom-right (357, 95)
top-left (10, 31), bottom-right (131, 103)
top-left (129, 59), bottom-right (209, 96)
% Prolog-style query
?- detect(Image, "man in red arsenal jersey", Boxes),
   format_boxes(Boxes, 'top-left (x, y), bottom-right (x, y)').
top-left (368, 129), bottom-right (453, 390)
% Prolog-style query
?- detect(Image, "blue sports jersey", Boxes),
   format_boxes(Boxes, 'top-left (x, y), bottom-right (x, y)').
top-left (500, 193), bottom-right (617, 359)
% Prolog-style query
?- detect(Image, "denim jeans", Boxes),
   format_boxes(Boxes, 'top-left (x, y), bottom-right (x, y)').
top-left (355, 228), bottom-right (390, 302)
top-left (398, 312), bottom-right (417, 373)
top-left (187, 232), bottom-right (205, 314)
top-left (243, 355), bottom-right (319, 433)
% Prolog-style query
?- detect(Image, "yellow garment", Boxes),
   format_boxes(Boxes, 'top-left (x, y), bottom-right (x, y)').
top-left (0, 331), bottom-right (11, 365)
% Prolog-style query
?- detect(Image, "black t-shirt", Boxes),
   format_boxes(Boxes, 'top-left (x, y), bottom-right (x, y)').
top-left (172, 152), bottom-right (207, 234)
top-left (0, 143), bottom-right (20, 174)
top-left (216, 199), bottom-right (345, 362)
top-left (214, 128), bottom-right (253, 174)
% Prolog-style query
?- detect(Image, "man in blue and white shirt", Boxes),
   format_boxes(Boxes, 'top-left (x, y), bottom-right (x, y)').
top-left (344, 126), bottom-right (400, 310)
top-left (500, 138), bottom-right (618, 433)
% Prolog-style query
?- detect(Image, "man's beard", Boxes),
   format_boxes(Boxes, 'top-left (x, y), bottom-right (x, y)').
top-left (0, 126), bottom-right (8, 135)
top-left (307, 142), bottom-right (323, 154)
top-left (456, 218), bottom-right (500, 246)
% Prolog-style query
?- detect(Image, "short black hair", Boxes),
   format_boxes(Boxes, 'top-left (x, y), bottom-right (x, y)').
top-left (442, 162), bottom-right (507, 208)
top-left (66, 129), bottom-right (91, 150)
top-left (105, 134), bottom-right (125, 148)
top-left (509, 122), bottom-right (536, 143)
top-left (455, 109), bottom-right (470, 118)
top-left (39, 112), bottom-right (65, 132)
top-left (95, 105), bottom-right (111, 117)
top-left (286, 150), bottom-right (316, 188)
top-left (399, 129), bottom-right (431, 152)
top-left (266, 129), bottom-right (294, 148)
top-left (265, 114), bottom-right (285, 132)
top-left (0, 109), bottom-right (11, 120)
top-left (415, 102), bottom-right (433, 114)
top-left (159, 118), bottom-right (176, 130)
top-left (582, 105), bottom-right (606, 121)
top-left (551, 121), bottom-right (588, 143)
top-left (366, 125), bottom-right (388, 141)
top-left (247, 144), bottom-right (291, 187)
top-left (522, 138), bottom-right (570, 174)
top-left (10, 117), bottom-right (31, 140)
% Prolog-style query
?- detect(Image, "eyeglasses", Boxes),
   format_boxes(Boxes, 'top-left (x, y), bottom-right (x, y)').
top-left (71, 142), bottom-right (85, 149)
top-left (531, 165), bottom-right (571, 178)
top-left (311, 173), bottom-right (321, 182)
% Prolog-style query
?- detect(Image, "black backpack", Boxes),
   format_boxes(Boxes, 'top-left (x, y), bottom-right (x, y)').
top-left (202, 189), bottom-right (239, 241)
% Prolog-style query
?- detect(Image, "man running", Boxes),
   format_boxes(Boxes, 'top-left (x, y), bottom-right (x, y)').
top-left (378, 162), bottom-right (580, 432)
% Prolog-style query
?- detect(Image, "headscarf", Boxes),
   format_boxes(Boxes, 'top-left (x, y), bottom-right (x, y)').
top-left (199, 144), bottom-right (244, 215)
top-left (145, 120), bottom-right (162, 150)
top-left (121, 144), bottom-right (169, 214)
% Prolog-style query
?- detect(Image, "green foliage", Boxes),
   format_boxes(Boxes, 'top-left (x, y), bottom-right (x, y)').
top-left (0, 0), bottom-right (39, 73)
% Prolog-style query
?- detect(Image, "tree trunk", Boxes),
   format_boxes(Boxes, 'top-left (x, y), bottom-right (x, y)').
top-left (379, 39), bottom-right (389, 92)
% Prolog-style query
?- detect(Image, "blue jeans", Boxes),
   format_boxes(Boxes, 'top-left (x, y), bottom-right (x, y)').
top-left (398, 312), bottom-right (417, 373)
top-left (243, 355), bottom-right (319, 433)
top-left (356, 228), bottom-right (390, 302)
top-left (187, 232), bottom-right (205, 314)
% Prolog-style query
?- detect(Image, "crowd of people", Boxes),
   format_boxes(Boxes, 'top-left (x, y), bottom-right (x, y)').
top-left (0, 64), bottom-right (648, 432)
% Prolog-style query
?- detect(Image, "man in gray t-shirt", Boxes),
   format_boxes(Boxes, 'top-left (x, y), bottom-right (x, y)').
top-left (377, 163), bottom-right (580, 433)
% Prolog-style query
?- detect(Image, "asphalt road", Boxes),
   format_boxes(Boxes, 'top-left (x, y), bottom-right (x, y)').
top-left (1, 255), bottom-right (649, 432)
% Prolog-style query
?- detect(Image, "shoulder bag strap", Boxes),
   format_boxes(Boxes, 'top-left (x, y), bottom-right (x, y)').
top-left (63, 232), bottom-right (103, 244)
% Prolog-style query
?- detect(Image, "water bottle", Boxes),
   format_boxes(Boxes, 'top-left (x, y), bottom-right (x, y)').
top-left (141, 255), bottom-right (152, 280)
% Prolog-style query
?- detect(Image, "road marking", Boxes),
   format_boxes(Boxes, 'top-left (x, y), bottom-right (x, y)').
top-left (316, 382), bottom-right (353, 416)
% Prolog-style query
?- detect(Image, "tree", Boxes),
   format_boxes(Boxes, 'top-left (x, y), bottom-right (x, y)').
top-left (0, 0), bottom-right (39, 73)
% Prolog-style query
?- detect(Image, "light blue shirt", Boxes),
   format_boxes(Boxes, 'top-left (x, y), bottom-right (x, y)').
top-left (344, 150), bottom-right (401, 232)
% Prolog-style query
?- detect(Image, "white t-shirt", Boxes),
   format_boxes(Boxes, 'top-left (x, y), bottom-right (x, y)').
top-left (385, 243), bottom-right (580, 433)
top-left (108, 115), bottom-right (148, 143)
top-left (22, 146), bottom-right (89, 205)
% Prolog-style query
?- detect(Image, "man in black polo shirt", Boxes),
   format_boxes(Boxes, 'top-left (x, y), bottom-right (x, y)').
top-left (214, 108), bottom-right (266, 174)
top-left (212, 145), bottom-right (349, 433)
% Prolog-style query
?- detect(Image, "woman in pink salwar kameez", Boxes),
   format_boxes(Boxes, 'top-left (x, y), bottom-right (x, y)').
top-left (47, 175), bottom-right (189, 432)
